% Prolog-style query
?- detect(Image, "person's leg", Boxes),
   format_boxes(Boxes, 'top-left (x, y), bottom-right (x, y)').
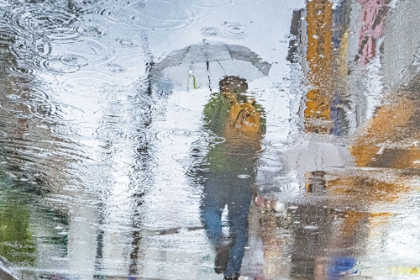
top-left (200, 182), bottom-right (229, 274)
top-left (200, 178), bottom-right (227, 244)
top-left (201, 203), bottom-right (223, 245)
top-left (224, 183), bottom-right (253, 279)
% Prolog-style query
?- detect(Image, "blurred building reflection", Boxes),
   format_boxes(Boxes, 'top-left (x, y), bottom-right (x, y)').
top-left (356, 0), bottom-right (388, 64)
top-left (300, 0), bottom-right (418, 278)
top-left (247, 0), bottom-right (420, 279)
top-left (304, 0), bottom-right (333, 134)
top-left (302, 0), bottom-right (351, 135)
top-left (0, 24), bottom-right (73, 278)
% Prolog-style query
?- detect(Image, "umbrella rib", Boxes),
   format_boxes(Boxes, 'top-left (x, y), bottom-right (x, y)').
top-left (227, 45), bottom-right (234, 60)
top-left (206, 61), bottom-right (212, 92)
top-left (150, 42), bottom-right (271, 92)
top-left (216, 60), bottom-right (227, 77)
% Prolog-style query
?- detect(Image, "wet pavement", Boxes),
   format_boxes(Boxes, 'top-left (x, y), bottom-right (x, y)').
top-left (0, 0), bottom-right (420, 279)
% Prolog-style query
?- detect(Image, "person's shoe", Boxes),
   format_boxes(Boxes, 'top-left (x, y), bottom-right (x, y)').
top-left (214, 246), bottom-right (230, 274)
top-left (224, 273), bottom-right (239, 280)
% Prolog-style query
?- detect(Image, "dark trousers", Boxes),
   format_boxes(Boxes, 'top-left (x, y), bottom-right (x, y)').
top-left (200, 174), bottom-right (253, 278)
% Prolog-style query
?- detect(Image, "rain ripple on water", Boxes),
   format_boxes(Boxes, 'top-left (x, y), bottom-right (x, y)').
top-left (97, 0), bottom-right (200, 31)
top-left (9, 5), bottom-right (79, 40)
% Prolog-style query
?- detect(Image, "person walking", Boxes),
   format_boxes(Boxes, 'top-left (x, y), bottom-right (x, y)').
top-left (198, 76), bottom-right (265, 279)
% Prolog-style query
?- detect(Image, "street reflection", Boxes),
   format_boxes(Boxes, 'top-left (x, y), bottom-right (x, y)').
top-left (0, 0), bottom-right (420, 279)
top-left (250, 0), bottom-right (420, 279)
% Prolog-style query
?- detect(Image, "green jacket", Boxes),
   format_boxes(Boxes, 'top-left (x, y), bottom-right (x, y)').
top-left (202, 93), bottom-right (265, 176)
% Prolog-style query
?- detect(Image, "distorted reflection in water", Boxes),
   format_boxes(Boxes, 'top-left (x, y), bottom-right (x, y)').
top-left (1, 0), bottom-right (420, 279)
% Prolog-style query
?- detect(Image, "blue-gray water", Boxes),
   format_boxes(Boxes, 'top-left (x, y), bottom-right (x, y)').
top-left (1, 0), bottom-right (420, 279)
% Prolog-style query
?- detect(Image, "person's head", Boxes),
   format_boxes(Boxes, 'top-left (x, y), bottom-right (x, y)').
top-left (219, 76), bottom-right (248, 95)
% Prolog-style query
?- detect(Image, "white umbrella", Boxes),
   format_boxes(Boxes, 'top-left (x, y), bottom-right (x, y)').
top-left (148, 40), bottom-right (271, 92)
top-left (282, 139), bottom-right (354, 174)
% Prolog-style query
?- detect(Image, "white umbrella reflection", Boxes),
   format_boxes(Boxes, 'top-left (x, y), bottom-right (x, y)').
top-left (148, 40), bottom-right (271, 92)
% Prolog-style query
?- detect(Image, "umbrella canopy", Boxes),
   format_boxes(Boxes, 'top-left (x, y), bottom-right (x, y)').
top-left (282, 138), bottom-right (354, 174)
top-left (148, 41), bottom-right (271, 92)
